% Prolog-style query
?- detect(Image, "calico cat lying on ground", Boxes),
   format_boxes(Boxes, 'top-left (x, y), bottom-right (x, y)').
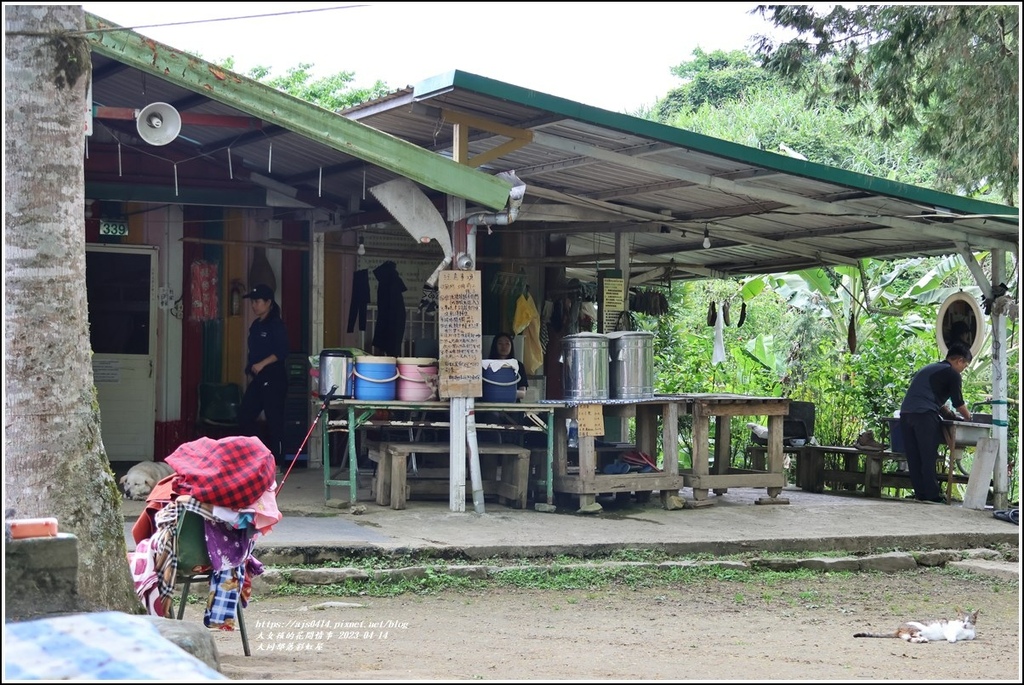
top-left (854, 608), bottom-right (979, 643)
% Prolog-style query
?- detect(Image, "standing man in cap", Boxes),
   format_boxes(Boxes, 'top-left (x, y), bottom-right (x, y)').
top-left (899, 344), bottom-right (973, 504)
top-left (238, 283), bottom-right (290, 471)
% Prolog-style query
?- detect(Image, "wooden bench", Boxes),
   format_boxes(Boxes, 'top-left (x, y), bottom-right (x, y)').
top-left (370, 442), bottom-right (530, 510)
top-left (801, 445), bottom-right (969, 497)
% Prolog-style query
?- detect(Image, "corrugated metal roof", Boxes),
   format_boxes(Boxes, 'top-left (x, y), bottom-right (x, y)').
top-left (84, 12), bottom-right (1018, 284)
top-left (83, 14), bottom-right (510, 212)
top-left (344, 71), bottom-right (1019, 282)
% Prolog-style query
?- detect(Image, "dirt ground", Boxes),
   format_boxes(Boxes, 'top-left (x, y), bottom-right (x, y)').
top-left (210, 569), bottom-right (1020, 681)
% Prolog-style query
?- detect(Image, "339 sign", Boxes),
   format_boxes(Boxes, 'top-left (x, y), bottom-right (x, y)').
top-left (99, 219), bottom-right (129, 237)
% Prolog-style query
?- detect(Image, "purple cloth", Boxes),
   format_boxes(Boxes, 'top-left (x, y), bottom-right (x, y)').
top-left (204, 518), bottom-right (254, 571)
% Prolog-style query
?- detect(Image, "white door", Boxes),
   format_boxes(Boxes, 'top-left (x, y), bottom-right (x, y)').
top-left (86, 245), bottom-right (158, 462)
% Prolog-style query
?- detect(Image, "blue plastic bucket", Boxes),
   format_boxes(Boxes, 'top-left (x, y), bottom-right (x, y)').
top-left (886, 417), bottom-right (905, 454)
top-left (481, 359), bottom-right (520, 402)
top-left (354, 356), bottom-right (399, 401)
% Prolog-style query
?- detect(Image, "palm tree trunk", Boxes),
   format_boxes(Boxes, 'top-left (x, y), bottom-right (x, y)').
top-left (4, 4), bottom-right (138, 613)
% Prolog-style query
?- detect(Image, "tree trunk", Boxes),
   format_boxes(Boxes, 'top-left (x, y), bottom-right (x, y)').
top-left (4, 5), bottom-right (138, 613)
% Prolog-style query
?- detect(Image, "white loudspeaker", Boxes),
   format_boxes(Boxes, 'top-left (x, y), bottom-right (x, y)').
top-left (135, 102), bottom-right (181, 146)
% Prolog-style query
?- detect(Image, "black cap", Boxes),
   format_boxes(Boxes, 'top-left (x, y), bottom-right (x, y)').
top-left (242, 284), bottom-right (274, 301)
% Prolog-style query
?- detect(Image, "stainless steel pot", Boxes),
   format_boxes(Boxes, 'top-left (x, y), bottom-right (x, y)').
top-left (561, 333), bottom-right (609, 401)
top-left (607, 331), bottom-right (654, 399)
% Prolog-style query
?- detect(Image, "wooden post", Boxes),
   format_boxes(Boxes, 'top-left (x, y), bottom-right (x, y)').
top-left (943, 424), bottom-right (956, 502)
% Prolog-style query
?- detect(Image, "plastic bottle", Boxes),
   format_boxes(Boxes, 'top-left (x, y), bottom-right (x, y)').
top-left (568, 419), bottom-right (579, 449)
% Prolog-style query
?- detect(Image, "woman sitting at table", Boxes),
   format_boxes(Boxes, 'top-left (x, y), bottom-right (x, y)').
top-left (478, 332), bottom-right (528, 442)
top-left (488, 332), bottom-right (528, 401)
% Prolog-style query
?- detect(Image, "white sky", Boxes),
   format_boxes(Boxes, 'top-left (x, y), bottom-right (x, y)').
top-left (78, 2), bottom-right (784, 113)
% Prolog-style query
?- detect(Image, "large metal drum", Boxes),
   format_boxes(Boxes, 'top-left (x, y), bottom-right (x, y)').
top-left (562, 333), bottom-right (609, 401)
top-left (607, 331), bottom-right (654, 399)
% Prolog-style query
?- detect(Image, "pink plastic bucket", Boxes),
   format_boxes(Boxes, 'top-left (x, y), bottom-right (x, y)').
top-left (396, 357), bottom-right (438, 401)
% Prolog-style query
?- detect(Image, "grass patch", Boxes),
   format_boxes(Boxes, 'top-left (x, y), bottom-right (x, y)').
top-left (259, 546), bottom-right (1013, 601)
top-left (263, 562), bottom-right (834, 599)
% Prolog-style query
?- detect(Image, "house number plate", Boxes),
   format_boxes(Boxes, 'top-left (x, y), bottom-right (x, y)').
top-left (99, 219), bottom-right (129, 236)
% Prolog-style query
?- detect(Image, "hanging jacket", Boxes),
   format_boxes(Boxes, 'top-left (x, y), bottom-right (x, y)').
top-left (347, 269), bottom-right (370, 333)
top-left (371, 261), bottom-right (407, 357)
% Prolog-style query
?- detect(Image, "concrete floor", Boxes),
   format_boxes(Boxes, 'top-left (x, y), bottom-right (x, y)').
top-left (121, 463), bottom-right (1019, 559)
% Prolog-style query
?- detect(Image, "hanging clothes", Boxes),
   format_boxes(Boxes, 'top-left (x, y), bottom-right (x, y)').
top-left (347, 269), bottom-right (370, 333)
top-left (712, 301), bottom-right (727, 364)
top-left (539, 300), bottom-right (551, 354)
top-left (189, 260), bottom-right (218, 322)
top-left (371, 260), bottom-right (407, 357)
top-left (513, 290), bottom-right (543, 375)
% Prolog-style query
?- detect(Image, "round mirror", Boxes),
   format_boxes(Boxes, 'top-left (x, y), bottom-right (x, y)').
top-left (936, 292), bottom-right (985, 359)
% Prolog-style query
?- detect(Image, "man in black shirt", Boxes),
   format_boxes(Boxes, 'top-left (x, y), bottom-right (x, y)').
top-left (898, 344), bottom-right (973, 503)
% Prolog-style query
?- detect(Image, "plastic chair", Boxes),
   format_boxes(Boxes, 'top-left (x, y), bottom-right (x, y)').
top-left (751, 401), bottom-right (816, 446)
top-left (196, 382), bottom-right (242, 439)
top-left (174, 509), bottom-right (251, 656)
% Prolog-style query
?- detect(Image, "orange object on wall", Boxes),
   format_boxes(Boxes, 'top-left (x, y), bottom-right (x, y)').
top-left (9, 518), bottom-right (59, 539)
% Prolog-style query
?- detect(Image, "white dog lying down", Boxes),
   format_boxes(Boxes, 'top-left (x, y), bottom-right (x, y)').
top-left (119, 461), bottom-right (175, 500)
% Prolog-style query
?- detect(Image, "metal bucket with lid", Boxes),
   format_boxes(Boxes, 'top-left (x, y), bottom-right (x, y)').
top-left (607, 331), bottom-right (654, 399)
top-left (561, 332), bottom-right (609, 401)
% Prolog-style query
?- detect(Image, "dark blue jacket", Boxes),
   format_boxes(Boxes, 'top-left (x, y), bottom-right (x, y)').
top-left (247, 313), bottom-right (289, 373)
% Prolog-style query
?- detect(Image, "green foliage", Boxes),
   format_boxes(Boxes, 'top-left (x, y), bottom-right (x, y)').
top-left (663, 81), bottom-right (939, 188)
top-left (244, 62), bottom-right (391, 111)
top-left (647, 253), bottom-right (1018, 488)
top-left (753, 4), bottom-right (1020, 205)
top-left (654, 48), bottom-right (773, 121)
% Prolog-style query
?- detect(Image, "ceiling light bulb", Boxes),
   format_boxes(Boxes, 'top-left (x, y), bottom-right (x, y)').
top-left (357, 236), bottom-right (365, 256)
top-left (702, 226), bottom-right (711, 249)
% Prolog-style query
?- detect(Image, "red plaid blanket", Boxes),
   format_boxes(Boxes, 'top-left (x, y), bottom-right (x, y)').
top-left (165, 436), bottom-right (275, 509)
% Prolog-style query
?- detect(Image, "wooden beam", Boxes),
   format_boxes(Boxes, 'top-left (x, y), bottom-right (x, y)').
top-left (93, 106), bottom-right (264, 129)
top-left (439, 108), bottom-right (533, 168)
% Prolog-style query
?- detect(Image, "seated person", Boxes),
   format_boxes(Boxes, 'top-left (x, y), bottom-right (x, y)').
top-left (488, 332), bottom-right (528, 401)
top-left (478, 332), bottom-right (528, 443)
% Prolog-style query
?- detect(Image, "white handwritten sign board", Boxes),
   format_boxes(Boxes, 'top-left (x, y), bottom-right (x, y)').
top-left (439, 270), bottom-right (482, 398)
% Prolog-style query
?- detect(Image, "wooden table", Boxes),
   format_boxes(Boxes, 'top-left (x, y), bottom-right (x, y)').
top-left (320, 399), bottom-right (562, 504)
top-left (545, 397), bottom-right (684, 509)
top-left (678, 393), bottom-right (791, 506)
top-left (542, 393), bottom-right (790, 508)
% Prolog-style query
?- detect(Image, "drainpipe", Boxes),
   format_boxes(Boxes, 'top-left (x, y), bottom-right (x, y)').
top-left (464, 220), bottom-right (486, 513)
top-left (465, 171), bottom-right (526, 231)
top-left (465, 172), bottom-right (525, 512)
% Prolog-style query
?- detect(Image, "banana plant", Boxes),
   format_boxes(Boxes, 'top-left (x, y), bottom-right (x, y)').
top-left (745, 259), bottom-right (933, 355)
